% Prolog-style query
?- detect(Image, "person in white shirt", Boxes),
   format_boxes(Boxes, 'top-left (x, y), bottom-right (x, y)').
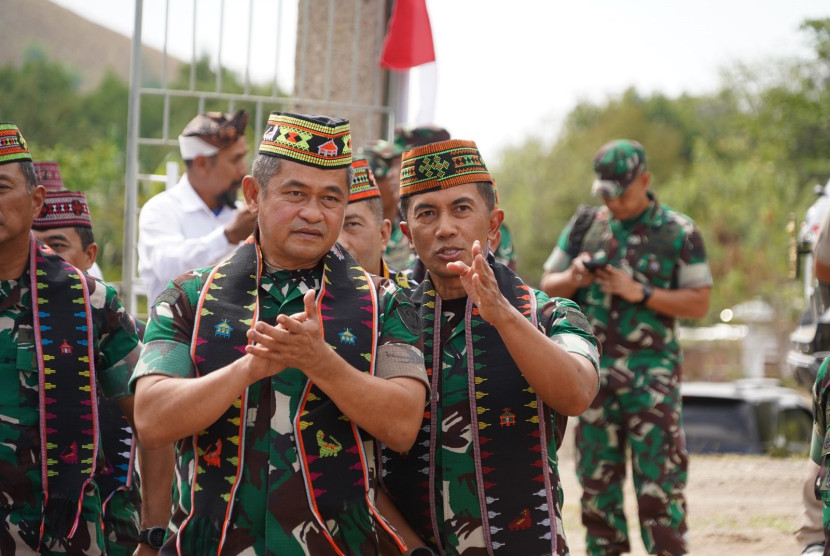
top-left (138, 110), bottom-right (257, 304)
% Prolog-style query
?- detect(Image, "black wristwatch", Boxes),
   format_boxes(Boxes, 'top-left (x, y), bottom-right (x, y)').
top-left (138, 526), bottom-right (166, 549)
top-left (639, 282), bottom-right (654, 305)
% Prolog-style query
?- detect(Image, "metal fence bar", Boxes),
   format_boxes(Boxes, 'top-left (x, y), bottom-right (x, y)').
top-left (272, 0), bottom-right (283, 97)
top-left (244, 0), bottom-right (253, 95)
top-left (189, 0), bottom-right (197, 91)
top-left (122, 0), bottom-right (144, 314)
top-left (216, 0), bottom-right (225, 94)
top-left (137, 87), bottom-right (395, 114)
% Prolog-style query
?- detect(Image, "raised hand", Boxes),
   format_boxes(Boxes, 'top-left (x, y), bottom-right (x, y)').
top-left (244, 289), bottom-right (329, 380)
top-left (446, 240), bottom-right (513, 326)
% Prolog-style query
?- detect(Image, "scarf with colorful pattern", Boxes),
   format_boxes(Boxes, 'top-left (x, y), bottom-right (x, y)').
top-left (181, 235), bottom-right (405, 554)
top-left (383, 257), bottom-right (562, 555)
top-left (28, 234), bottom-right (99, 542)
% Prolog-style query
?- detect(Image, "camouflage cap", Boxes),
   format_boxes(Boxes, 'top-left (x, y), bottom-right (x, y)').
top-left (34, 161), bottom-right (66, 192)
top-left (359, 140), bottom-right (403, 178)
top-left (591, 139), bottom-right (647, 198)
top-left (0, 123), bottom-right (31, 165)
top-left (394, 123), bottom-right (451, 152)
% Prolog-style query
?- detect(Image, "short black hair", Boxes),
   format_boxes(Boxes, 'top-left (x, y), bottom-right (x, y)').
top-left (20, 160), bottom-right (37, 191)
top-left (75, 226), bottom-right (96, 250)
top-left (353, 196), bottom-right (384, 225)
top-left (400, 181), bottom-right (495, 219)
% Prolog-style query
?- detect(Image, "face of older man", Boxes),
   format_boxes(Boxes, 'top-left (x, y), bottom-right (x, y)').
top-left (243, 159), bottom-right (350, 270)
top-left (0, 162), bottom-right (44, 250)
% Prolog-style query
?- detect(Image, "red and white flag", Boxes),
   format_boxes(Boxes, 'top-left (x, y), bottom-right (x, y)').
top-left (379, 0), bottom-right (436, 71)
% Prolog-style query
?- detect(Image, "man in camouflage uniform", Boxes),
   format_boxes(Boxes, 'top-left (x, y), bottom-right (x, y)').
top-left (812, 357), bottom-right (830, 554)
top-left (31, 170), bottom-right (146, 556)
top-left (337, 158), bottom-right (416, 291)
top-left (382, 138), bottom-right (600, 555)
top-left (0, 123), bottom-right (171, 555)
top-left (130, 112), bottom-right (428, 555)
top-left (805, 206), bottom-right (830, 555)
top-left (541, 139), bottom-right (713, 555)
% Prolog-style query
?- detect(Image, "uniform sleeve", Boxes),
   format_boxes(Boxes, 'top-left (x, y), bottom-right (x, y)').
top-left (535, 289), bottom-right (600, 373)
top-left (542, 221), bottom-right (575, 273)
top-left (676, 223), bottom-right (713, 289)
top-left (91, 279), bottom-right (142, 400)
top-left (816, 207), bottom-right (830, 268)
top-left (374, 278), bottom-right (429, 392)
top-left (128, 270), bottom-right (206, 393)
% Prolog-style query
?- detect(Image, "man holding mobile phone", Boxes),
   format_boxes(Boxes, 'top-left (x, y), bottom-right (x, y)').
top-left (540, 139), bottom-right (713, 556)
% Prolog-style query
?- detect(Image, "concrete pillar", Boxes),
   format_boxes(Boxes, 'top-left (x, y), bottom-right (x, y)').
top-left (293, 0), bottom-right (393, 148)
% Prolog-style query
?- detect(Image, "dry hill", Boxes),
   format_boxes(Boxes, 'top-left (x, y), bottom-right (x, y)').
top-left (0, 0), bottom-right (180, 90)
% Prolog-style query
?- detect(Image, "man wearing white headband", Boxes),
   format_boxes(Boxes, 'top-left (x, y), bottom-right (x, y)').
top-left (138, 110), bottom-right (257, 304)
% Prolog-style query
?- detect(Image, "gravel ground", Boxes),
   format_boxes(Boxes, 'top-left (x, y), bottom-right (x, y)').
top-left (557, 426), bottom-right (808, 555)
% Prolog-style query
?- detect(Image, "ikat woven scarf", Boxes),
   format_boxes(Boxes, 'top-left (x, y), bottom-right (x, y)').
top-left (28, 234), bottom-right (99, 542)
top-left (383, 256), bottom-right (564, 555)
top-left (181, 236), bottom-right (405, 554)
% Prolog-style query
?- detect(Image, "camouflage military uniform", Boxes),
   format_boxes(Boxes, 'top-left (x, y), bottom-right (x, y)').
top-left (385, 223), bottom-right (415, 271)
top-left (383, 264), bottom-right (599, 556)
top-left (494, 222), bottom-right (517, 271)
top-left (0, 264), bottom-right (140, 554)
top-left (811, 357), bottom-right (830, 550)
top-left (544, 194), bottom-right (712, 555)
top-left (131, 262), bottom-right (426, 555)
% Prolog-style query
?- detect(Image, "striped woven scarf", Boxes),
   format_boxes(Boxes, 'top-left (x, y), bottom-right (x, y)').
top-left (179, 236), bottom-right (405, 554)
top-left (383, 256), bottom-right (564, 555)
top-left (28, 234), bottom-right (99, 543)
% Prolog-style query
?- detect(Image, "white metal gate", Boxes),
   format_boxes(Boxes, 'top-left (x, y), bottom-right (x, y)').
top-left (121, 0), bottom-right (399, 315)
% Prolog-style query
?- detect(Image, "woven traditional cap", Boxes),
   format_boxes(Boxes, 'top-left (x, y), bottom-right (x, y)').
top-left (591, 139), bottom-right (647, 198)
top-left (349, 159), bottom-right (381, 203)
top-left (259, 112), bottom-right (352, 169)
top-left (33, 190), bottom-right (92, 230)
top-left (394, 123), bottom-right (450, 151)
top-left (34, 161), bottom-right (66, 192)
top-left (179, 109), bottom-right (249, 160)
top-left (0, 123), bottom-right (31, 164)
top-left (400, 139), bottom-right (492, 198)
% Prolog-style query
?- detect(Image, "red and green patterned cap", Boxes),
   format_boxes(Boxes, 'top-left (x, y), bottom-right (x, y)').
top-left (0, 123), bottom-right (31, 164)
top-left (349, 158), bottom-right (381, 203)
top-left (591, 139), bottom-right (647, 198)
top-left (34, 161), bottom-right (66, 192)
top-left (400, 139), bottom-right (492, 198)
top-left (259, 111), bottom-right (352, 169)
top-left (394, 123), bottom-right (450, 151)
top-left (33, 190), bottom-right (92, 230)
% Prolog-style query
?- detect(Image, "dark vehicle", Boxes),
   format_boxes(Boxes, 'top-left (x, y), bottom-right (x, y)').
top-left (681, 379), bottom-right (812, 455)
top-left (788, 181), bottom-right (830, 389)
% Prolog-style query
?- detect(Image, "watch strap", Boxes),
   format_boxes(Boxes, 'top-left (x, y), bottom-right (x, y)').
top-left (639, 282), bottom-right (653, 305)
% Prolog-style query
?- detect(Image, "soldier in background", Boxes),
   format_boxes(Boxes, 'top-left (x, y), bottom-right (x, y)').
top-left (541, 139), bottom-right (712, 555)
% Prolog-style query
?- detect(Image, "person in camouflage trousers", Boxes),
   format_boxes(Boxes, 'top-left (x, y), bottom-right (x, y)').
top-left (541, 139), bottom-right (713, 556)
top-left (130, 112), bottom-right (429, 555)
top-left (381, 139), bottom-right (600, 556)
top-left (0, 123), bottom-right (171, 556)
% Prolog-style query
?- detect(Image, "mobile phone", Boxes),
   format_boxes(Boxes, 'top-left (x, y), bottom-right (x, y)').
top-left (583, 260), bottom-right (608, 272)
